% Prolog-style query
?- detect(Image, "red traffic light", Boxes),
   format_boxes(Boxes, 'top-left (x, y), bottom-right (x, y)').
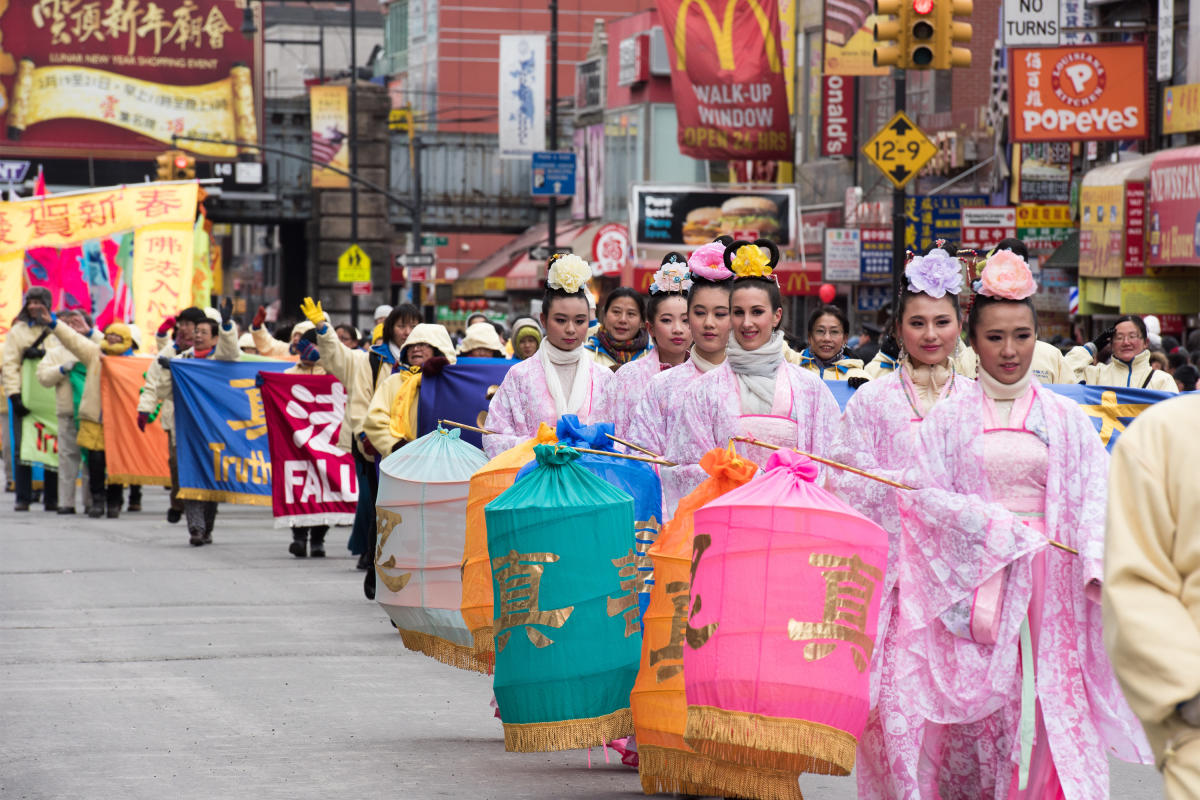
top-left (173, 154), bottom-right (189, 169)
top-left (913, 0), bottom-right (933, 13)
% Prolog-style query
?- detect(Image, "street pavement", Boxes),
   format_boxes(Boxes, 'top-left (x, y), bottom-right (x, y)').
top-left (0, 489), bottom-right (1164, 799)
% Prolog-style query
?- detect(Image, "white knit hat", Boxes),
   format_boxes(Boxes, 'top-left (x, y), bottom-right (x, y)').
top-left (457, 322), bottom-right (505, 357)
top-left (401, 323), bottom-right (457, 363)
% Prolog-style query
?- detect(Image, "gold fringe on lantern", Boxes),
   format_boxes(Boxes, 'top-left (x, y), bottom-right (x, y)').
top-left (471, 625), bottom-right (495, 655)
top-left (637, 743), bottom-right (805, 800)
top-left (503, 707), bottom-right (633, 753)
top-left (684, 705), bottom-right (856, 776)
top-left (397, 628), bottom-right (493, 675)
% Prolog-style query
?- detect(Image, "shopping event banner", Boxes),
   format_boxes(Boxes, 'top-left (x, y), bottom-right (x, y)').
top-left (655, 0), bottom-right (791, 160)
top-left (0, 182), bottom-right (202, 350)
top-left (309, 85), bottom-right (350, 188)
top-left (0, 0), bottom-right (262, 159)
top-left (172, 359), bottom-right (290, 505)
top-left (259, 372), bottom-right (357, 528)
top-left (102, 356), bottom-right (170, 486)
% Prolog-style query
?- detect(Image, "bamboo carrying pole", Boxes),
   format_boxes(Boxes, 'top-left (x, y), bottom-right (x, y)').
top-left (438, 420), bottom-right (676, 467)
top-left (731, 436), bottom-right (1080, 556)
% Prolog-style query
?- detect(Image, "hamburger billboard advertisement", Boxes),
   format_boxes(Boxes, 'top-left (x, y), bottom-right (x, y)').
top-left (632, 185), bottom-right (796, 250)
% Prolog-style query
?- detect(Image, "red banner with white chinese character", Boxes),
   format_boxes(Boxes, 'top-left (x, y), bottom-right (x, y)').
top-left (260, 372), bottom-right (358, 529)
top-left (0, 0), bottom-right (262, 159)
top-left (656, 0), bottom-right (792, 160)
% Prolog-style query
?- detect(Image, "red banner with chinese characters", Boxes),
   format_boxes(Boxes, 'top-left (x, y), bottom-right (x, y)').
top-left (1148, 145), bottom-right (1200, 268)
top-left (656, 0), bottom-right (792, 160)
top-left (260, 371), bottom-right (358, 529)
top-left (0, 0), bottom-right (262, 159)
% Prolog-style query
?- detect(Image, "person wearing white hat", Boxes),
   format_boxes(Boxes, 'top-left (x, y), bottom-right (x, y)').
top-left (362, 323), bottom-right (457, 455)
top-left (237, 332), bottom-right (257, 354)
top-left (374, 305), bottom-right (393, 326)
top-left (457, 322), bottom-right (507, 358)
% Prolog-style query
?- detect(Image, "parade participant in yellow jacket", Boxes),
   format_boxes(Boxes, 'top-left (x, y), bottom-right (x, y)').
top-left (36, 310), bottom-right (102, 515)
top-left (363, 323), bottom-right (457, 455)
top-left (1066, 315), bottom-right (1179, 392)
top-left (1104, 393), bottom-right (1200, 798)
top-left (2, 287), bottom-right (59, 511)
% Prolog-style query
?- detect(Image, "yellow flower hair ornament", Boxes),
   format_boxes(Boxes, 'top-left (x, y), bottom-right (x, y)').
top-left (546, 253), bottom-right (592, 294)
top-left (722, 237), bottom-right (781, 281)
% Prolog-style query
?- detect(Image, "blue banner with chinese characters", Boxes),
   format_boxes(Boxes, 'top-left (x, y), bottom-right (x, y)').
top-left (416, 357), bottom-right (517, 449)
top-left (905, 194), bottom-right (987, 253)
top-left (172, 359), bottom-right (291, 505)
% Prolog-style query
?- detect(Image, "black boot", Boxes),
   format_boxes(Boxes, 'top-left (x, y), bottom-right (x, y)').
top-left (289, 528), bottom-right (308, 558)
top-left (127, 485), bottom-right (142, 512)
top-left (309, 527), bottom-right (326, 558)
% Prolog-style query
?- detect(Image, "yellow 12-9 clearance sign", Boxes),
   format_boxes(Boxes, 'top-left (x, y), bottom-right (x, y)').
top-left (863, 111), bottom-right (937, 189)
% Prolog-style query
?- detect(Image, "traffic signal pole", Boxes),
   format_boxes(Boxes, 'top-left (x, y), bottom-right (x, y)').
top-left (891, 70), bottom-right (907, 304)
top-left (349, 0), bottom-right (359, 329)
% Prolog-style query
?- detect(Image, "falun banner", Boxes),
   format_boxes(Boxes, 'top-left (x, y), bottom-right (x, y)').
top-left (655, 0), bottom-right (792, 160)
top-left (102, 356), bottom-right (170, 486)
top-left (0, 0), bottom-right (262, 159)
top-left (309, 85), bottom-right (350, 188)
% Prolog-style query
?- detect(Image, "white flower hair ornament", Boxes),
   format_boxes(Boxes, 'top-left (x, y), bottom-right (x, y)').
top-left (650, 252), bottom-right (693, 295)
top-left (546, 253), bottom-right (591, 294)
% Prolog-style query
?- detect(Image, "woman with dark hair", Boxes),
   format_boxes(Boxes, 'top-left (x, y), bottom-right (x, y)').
top-left (2, 287), bottom-right (58, 512)
top-left (626, 243), bottom-right (733, 519)
top-left (673, 240), bottom-right (840, 477)
top-left (828, 246), bottom-right (976, 798)
top-left (1066, 314), bottom-right (1178, 392)
top-left (483, 255), bottom-right (613, 458)
top-left (886, 250), bottom-right (1151, 797)
top-left (792, 304), bottom-right (871, 386)
top-left (602, 253), bottom-right (693, 440)
top-left (585, 286), bottom-right (652, 370)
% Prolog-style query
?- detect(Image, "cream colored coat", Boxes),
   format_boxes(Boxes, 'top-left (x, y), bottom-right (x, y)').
top-left (314, 326), bottom-right (367, 454)
top-left (251, 325), bottom-right (292, 359)
top-left (37, 330), bottom-right (103, 415)
top-left (958, 339), bottom-right (1075, 383)
top-left (2, 320), bottom-right (57, 398)
top-left (1066, 345), bottom-right (1179, 392)
top-left (138, 342), bottom-right (177, 431)
top-left (152, 325), bottom-right (242, 424)
top-left (1104, 393), bottom-right (1200, 794)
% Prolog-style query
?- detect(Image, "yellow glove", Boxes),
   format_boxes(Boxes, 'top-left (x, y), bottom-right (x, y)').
top-left (300, 297), bottom-right (325, 327)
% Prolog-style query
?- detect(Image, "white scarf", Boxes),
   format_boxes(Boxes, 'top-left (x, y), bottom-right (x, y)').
top-left (388, 341), bottom-right (403, 364)
top-left (725, 329), bottom-right (785, 412)
top-left (538, 339), bottom-right (589, 417)
top-left (977, 362), bottom-right (1035, 426)
top-left (689, 346), bottom-right (722, 374)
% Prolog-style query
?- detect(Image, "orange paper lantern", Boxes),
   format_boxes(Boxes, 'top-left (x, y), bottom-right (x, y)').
top-left (459, 423), bottom-right (557, 655)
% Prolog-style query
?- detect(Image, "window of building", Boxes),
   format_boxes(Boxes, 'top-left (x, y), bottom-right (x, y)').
top-left (649, 105), bottom-right (705, 183)
top-left (604, 107), bottom-right (645, 222)
top-left (379, 0), bottom-right (409, 78)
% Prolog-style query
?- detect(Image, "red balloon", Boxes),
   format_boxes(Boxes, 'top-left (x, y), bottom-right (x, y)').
top-left (818, 284), bottom-right (836, 304)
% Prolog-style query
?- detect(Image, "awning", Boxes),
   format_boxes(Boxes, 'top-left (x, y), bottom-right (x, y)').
top-left (1042, 231), bottom-right (1079, 271)
top-left (497, 253), bottom-right (543, 291)
top-left (461, 220), bottom-right (590, 282)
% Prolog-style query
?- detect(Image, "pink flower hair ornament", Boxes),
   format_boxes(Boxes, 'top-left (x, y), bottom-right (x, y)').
top-left (976, 249), bottom-right (1037, 300)
top-left (687, 241), bottom-right (734, 281)
top-left (905, 248), bottom-right (964, 298)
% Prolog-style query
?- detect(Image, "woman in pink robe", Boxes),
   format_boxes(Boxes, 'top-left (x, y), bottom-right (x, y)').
top-left (626, 243), bottom-right (734, 520)
top-left (671, 240), bottom-right (840, 492)
top-left (889, 252), bottom-right (1151, 799)
top-left (604, 254), bottom-right (693, 441)
top-left (483, 255), bottom-right (612, 458)
top-left (826, 247), bottom-right (977, 799)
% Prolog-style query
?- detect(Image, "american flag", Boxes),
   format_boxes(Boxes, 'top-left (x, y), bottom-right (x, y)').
top-left (312, 128), bottom-right (347, 167)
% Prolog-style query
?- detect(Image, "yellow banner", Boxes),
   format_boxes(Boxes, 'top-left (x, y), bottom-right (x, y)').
top-left (1163, 83), bottom-right (1200, 135)
top-left (310, 85), bottom-right (350, 188)
top-left (133, 221), bottom-right (195, 347)
top-left (0, 183), bottom-right (199, 255)
top-left (0, 251), bottom-right (22, 344)
top-left (1080, 184), bottom-right (1123, 278)
top-left (192, 218), bottom-right (212, 307)
top-left (8, 62), bottom-right (255, 158)
top-left (824, 15), bottom-right (888, 76)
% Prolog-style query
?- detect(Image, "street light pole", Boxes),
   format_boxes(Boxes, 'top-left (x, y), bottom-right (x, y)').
top-left (349, 0), bottom-right (359, 330)
top-left (547, 0), bottom-right (558, 251)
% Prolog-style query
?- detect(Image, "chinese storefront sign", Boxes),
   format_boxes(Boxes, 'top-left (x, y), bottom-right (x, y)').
top-left (960, 207), bottom-right (1017, 253)
top-left (1148, 145), bottom-right (1200, 268)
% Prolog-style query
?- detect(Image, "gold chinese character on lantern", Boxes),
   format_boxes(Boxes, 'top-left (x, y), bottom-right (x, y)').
top-left (685, 533), bottom-right (718, 649)
top-left (492, 550), bottom-right (574, 652)
top-left (787, 553), bottom-right (882, 673)
top-left (606, 548), bottom-right (642, 637)
top-left (648, 580), bottom-right (690, 682)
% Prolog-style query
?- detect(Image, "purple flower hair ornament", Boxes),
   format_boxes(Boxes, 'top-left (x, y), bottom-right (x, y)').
top-left (905, 247), bottom-right (964, 298)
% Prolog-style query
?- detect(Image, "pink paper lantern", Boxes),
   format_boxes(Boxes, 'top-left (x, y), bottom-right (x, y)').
top-left (683, 450), bottom-right (888, 775)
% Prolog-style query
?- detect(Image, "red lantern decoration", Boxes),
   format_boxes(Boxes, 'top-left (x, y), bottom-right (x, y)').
top-left (818, 284), bottom-right (836, 304)
top-left (451, 298), bottom-right (463, 311)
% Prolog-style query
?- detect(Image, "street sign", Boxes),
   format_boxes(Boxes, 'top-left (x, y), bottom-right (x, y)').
top-left (1003, 0), bottom-right (1060, 47)
top-left (961, 207), bottom-right (1018, 252)
top-left (338, 245), bottom-right (371, 283)
top-left (863, 111), bottom-right (937, 189)
top-left (400, 252), bottom-right (435, 267)
top-left (351, 281), bottom-right (372, 296)
top-left (528, 245), bottom-right (550, 261)
top-left (408, 267), bottom-right (430, 282)
top-left (531, 151), bottom-right (577, 196)
top-left (422, 235), bottom-right (449, 247)
top-left (0, 160), bottom-right (31, 183)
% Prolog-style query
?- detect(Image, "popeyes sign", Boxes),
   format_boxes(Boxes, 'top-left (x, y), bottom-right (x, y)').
top-left (655, 0), bottom-right (792, 161)
top-left (1009, 44), bottom-right (1147, 142)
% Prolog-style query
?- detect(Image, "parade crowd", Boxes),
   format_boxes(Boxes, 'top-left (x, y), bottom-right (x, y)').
top-left (3, 236), bottom-right (1199, 799)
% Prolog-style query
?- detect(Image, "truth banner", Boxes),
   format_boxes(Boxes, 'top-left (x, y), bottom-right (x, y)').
top-left (102, 356), bottom-right (170, 486)
top-left (18, 359), bottom-right (58, 468)
top-left (260, 372), bottom-right (357, 529)
top-left (172, 359), bottom-right (290, 505)
top-left (655, 0), bottom-right (792, 160)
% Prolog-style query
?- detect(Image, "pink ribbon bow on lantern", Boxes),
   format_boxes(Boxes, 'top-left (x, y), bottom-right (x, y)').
top-left (765, 449), bottom-right (819, 482)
